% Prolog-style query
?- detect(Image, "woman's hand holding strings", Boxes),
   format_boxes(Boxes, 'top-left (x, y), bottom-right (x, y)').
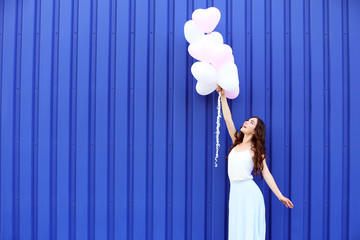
top-left (216, 85), bottom-right (226, 98)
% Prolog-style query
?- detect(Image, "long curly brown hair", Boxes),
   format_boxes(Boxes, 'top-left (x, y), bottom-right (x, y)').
top-left (225, 116), bottom-right (267, 181)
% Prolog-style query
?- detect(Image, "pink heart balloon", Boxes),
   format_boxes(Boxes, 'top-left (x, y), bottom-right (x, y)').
top-left (188, 36), bottom-right (219, 63)
top-left (188, 42), bottom-right (211, 63)
top-left (225, 87), bottom-right (239, 99)
top-left (192, 7), bottom-right (221, 33)
top-left (210, 44), bottom-right (234, 71)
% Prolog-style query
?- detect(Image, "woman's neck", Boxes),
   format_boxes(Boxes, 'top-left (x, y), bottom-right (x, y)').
top-left (242, 134), bottom-right (253, 147)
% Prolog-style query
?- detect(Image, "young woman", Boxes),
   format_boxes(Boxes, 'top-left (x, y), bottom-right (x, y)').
top-left (216, 86), bottom-right (294, 240)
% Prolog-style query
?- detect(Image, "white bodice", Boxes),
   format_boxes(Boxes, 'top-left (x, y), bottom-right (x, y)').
top-left (228, 147), bottom-right (254, 182)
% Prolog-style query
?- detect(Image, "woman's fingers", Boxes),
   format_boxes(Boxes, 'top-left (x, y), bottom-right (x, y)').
top-left (286, 199), bottom-right (293, 208)
top-left (216, 86), bottom-right (226, 96)
top-left (281, 197), bottom-right (294, 208)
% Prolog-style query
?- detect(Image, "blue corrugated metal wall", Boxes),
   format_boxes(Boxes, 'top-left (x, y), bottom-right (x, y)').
top-left (0, 0), bottom-right (359, 239)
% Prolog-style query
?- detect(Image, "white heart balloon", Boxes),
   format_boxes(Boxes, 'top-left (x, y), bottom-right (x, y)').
top-left (192, 7), bottom-right (221, 33)
top-left (205, 31), bottom-right (223, 45)
top-left (184, 20), bottom-right (204, 44)
top-left (191, 61), bottom-right (218, 84)
top-left (188, 34), bottom-right (222, 63)
top-left (195, 81), bottom-right (218, 95)
top-left (217, 62), bottom-right (239, 91)
top-left (225, 86), bottom-right (240, 99)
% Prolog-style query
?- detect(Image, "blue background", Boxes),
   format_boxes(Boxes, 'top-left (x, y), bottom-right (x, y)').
top-left (0, 0), bottom-right (359, 239)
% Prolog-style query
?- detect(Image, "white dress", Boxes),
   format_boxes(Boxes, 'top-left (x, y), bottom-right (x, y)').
top-left (228, 147), bottom-right (266, 240)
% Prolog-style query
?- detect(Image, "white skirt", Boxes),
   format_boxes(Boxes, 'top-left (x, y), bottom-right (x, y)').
top-left (228, 179), bottom-right (266, 240)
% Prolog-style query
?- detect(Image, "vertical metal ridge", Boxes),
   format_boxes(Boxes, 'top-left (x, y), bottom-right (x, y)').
top-left (145, 0), bottom-right (150, 234)
top-left (185, 1), bottom-right (193, 238)
top-left (0, 0), bottom-right (4, 235)
top-left (205, 3), bottom-right (214, 240)
top-left (108, 0), bottom-right (117, 238)
top-left (33, 0), bottom-right (41, 238)
top-left (128, 0), bottom-right (135, 238)
top-left (206, 0), bottom-right (215, 231)
top-left (341, 0), bottom-right (350, 239)
top-left (166, 0), bottom-right (174, 238)
top-left (14, 0), bottom-right (23, 238)
top-left (205, 94), bottom-right (212, 240)
top-left (284, 0), bottom-right (292, 238)
top-left (89, 0), bottom-right (98, 238)
top-left (323, 0), bottom-right (330, 239)
top-left (265, 0), bottom-right (272, 237)
top-left (204, 0), bottom-right (223, 237)
top-left (224, 0), bottom-right (231, 238)
top-left (146, 0), bottom-right (155, 239)
top-left (108, 0), bottom-right (116, 236)
top-left (303, 0), bottom-right (312, 238)
top-left (51, 0), bottom-right (60, 238)
top-left (70, 0), bottom-right (79, 238)
top-left (205, 0), bottom-right (215, 234)
top-left (246, 0), bottom-right (252, 117)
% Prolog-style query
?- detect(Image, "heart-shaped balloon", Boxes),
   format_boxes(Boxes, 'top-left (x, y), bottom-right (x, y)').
top-left (205, 31), bottom-right (223, 45)
top-left (225, 86), bottom-right (239, 99)
top-left (191, 61), bottom-right (218, 84)
top-left (217, 62), bottom-right (239, 91)
top-left (188, 42), bottom-right (210, 63)
top-left (210, 44), bottom-right (234, 71)
top-left (188, 36), bottom-right (221, 63)
top-left (192, 7), bottom-right (221, 33)
top-left (195, 81), bottom-right (218, 95)
top-left (184, 20), bottom-right (204, 44)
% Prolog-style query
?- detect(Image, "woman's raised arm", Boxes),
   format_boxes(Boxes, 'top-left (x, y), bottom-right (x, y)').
top-left (216, 86), bottom-right (237, 144)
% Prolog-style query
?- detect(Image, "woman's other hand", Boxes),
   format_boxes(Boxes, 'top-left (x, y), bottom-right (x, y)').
top-left (216, 85), bottom-right (225, 97)
top-left (279, 196), bottom-right (294, 209)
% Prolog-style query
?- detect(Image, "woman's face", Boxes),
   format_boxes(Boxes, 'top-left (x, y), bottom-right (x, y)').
top-left (240, 117), bottom-right (258, 135)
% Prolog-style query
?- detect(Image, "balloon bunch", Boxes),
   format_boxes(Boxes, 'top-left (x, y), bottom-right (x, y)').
top-left (184, 7), bottom-right (240, 168)
top-left (184, 7), bottom-right (240, 99)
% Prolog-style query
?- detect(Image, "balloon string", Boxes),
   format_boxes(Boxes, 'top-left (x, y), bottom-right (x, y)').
top-left (214, 93), bottom-right (221, 167)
